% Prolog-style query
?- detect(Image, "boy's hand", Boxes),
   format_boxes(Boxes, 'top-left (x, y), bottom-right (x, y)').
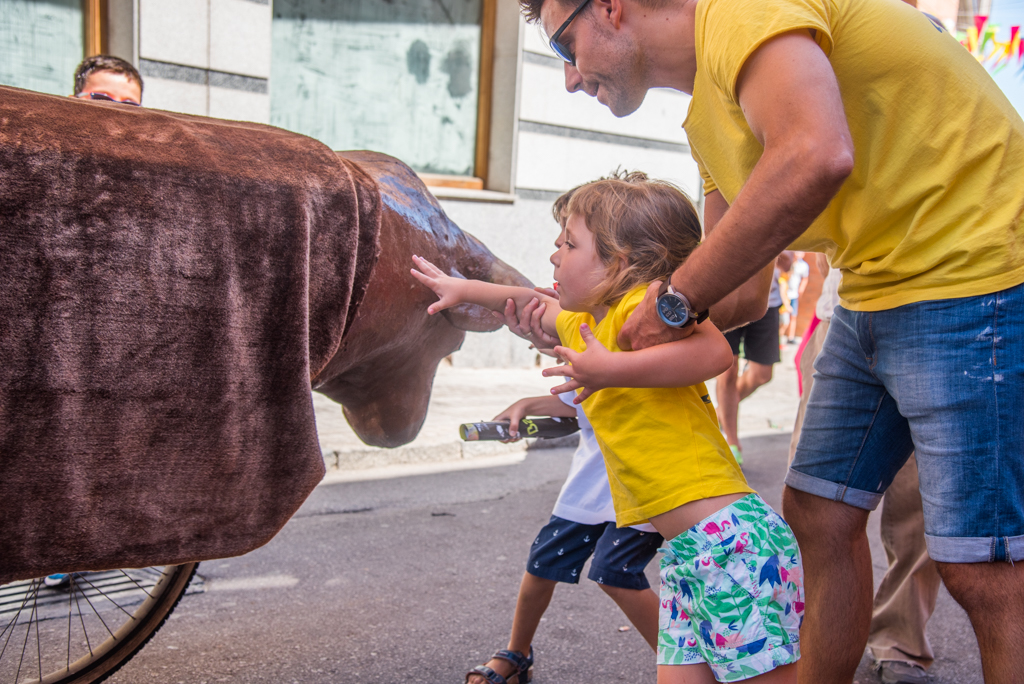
top-left (410, 255), bottom-right (464, 315)
top-left (543, 324), bottom-right (612, 403)
top-left (492, 399), bottom-right (530, 441)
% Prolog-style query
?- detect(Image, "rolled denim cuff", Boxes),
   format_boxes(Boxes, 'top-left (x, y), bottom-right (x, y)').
top-left (925, 533), bottom-right (1024, 563)
top-left (784, 468), bottom-right (883, 511)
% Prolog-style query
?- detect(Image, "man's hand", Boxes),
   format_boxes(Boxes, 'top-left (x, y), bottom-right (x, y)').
top-left (493, 287), bottom-right (560, 354)
top-left (617, 281), bottom-right (694, 351)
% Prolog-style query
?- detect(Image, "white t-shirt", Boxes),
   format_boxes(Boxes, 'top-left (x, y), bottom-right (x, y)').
top-left (552, 392), bottom-right (658, 533)
top-left (768, 267), bottom-right (783, 308)
top-left (787, 259), bottom-right (810, 300)
top-left (816, 268), bottom-right (842, 321)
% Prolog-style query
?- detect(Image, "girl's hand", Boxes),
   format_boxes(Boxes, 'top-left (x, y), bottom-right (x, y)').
top-left (542, 324), bottom-right (613, 403)
top-left (410, 255), bottom-right (464, 315)
top-left (492, 399), bottom-right (530, 441)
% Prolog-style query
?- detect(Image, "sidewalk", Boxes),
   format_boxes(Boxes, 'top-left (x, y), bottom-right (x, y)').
top-left (313, 344), bottom-right (804, 479)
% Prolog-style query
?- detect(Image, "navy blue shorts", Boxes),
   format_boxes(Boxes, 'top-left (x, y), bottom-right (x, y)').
top-left (526, 516), bottom-right (663, 590)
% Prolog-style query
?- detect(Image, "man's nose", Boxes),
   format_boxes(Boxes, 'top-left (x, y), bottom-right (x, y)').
top-left (563, 63), bottom-right (583, 93)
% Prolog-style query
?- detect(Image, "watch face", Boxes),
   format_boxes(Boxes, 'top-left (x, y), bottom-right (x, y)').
top-left (657, 293), bottom-right (688, 325)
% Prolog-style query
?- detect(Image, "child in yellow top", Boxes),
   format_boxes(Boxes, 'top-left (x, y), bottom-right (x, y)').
top-left (412, 174), bottom-right (802, 683)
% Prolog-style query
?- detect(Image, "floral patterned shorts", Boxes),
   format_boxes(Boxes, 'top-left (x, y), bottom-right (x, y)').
top-left (657, 494), bottom-right (803, 681)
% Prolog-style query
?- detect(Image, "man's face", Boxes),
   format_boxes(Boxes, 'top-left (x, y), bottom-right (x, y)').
top-left (77, 71), bottom-right (142, 106)
top-left (540, 0), bottom-right (648, 117)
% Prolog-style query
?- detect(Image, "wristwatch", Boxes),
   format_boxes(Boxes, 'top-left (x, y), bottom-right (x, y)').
top-left (656, 282), bottom-right (709, 329)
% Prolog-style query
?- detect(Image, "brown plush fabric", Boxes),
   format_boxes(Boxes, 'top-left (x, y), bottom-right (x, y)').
top-left (0, 86), bottom-right (381, 583)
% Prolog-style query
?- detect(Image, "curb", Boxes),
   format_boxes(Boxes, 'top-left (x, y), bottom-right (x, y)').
top-left (322, 433), bottom-right (580, 471)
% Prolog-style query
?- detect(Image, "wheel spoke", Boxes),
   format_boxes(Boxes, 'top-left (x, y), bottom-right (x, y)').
top-left (75, 573), bottom-right (137, 622)
top-left (0, 580), bottom-right (35, 660)
top-left (35, 587), bottom-right (43, 683)
top-left (75, 578), bottom-right (118, 641)
top-left (15, 581), bottom-right (40, 684)
top-left (117, 570), bottom-right (156, 600)
top-left (66, 577), bottom-right (74, 674)
top-left (72, 576), bottom-right (95, 658)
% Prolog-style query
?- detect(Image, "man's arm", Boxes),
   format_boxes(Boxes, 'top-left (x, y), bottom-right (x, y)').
top-left (620, 30), bottom-right (854, 350)
top-left (703, 190), bottom-right (775, 332)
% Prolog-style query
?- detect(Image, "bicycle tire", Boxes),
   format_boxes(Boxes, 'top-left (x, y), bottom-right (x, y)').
top-left (0, 563), bottom-right (199, 684)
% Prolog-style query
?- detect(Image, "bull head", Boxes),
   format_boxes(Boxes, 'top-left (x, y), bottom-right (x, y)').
top-left (312, 151), bottom-right (531, 447)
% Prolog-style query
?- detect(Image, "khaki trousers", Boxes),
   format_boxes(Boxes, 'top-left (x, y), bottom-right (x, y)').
top-left (788, 319), bottom-right (942, 668)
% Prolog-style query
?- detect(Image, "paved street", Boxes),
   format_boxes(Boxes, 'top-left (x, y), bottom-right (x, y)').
top-left (106, 436), bottom-right (983, 683)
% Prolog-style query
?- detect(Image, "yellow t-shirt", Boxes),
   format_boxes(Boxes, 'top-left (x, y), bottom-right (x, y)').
top-left (556, 286), bottom-right (752, 527)
top-left (685, 0), bottom-right (1024, 311)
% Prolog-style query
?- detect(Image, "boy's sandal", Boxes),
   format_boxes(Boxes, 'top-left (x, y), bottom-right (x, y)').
top-left (465, 647), bottom-right (533, 684)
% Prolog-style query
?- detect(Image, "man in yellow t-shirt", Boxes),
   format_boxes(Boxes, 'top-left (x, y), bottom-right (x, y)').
top-left (518, 0), bottom-right (1024, 681)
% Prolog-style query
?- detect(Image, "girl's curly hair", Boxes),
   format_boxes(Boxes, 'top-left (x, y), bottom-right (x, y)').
top-left (554, 170), bottom-right (703, 307)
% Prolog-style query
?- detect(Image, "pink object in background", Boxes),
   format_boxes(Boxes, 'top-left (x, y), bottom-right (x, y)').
top-left (795, 314), bottom-right (821, 396)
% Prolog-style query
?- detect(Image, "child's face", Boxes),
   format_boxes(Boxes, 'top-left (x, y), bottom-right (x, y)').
top-left (550, 213), bottom-right (607, 312)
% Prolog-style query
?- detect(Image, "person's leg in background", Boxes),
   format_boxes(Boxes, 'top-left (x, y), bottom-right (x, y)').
top-left (716, 347), bottom-right (742, 452)
top-left (717, 306), bottom-right (780, 464)
top-left (868, 454), bottom-right (940, 684)
top-left (787, 319), bottom-right (829, 463)
top-left (716, 326), bottom-right (746, 462)
top-left (785, 297), bottom-right (800, 343)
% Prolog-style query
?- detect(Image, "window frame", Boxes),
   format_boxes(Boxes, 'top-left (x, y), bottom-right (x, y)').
top-left (83, 0), bottom-right (107, 56)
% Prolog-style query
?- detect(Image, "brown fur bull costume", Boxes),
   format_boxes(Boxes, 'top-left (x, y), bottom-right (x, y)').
top-left (0, 86), bottom-right (528, 583)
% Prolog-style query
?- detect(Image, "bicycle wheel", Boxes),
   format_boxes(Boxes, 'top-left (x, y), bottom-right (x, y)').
top-left (0, 563), bottom-right (199, 684)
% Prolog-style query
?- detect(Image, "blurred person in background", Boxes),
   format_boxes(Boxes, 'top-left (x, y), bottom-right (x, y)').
top-left (715, 251), bottom-right (793, 465)
top-left (72, 54), bottom-right (142, 106)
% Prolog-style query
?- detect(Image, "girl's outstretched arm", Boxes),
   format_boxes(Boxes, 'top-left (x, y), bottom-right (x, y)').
top-left (543, 320), bottom-right (734, 402)
top-left (410, 255), bottom-right (563, 339)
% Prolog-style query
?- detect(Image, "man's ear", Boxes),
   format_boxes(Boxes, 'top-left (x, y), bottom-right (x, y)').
top-left (594, 0), bottom-right (624, 30)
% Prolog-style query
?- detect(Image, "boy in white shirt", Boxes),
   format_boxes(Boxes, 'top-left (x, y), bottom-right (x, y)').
top-left (465, 391), bottom-right (662, 684)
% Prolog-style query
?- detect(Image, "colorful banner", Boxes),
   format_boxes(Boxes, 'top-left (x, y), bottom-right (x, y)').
top-left (959, 15), bottom-right (1024, 78)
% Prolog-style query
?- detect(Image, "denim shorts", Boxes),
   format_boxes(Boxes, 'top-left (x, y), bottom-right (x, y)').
top-left (527, 516), bottom-right (663, 590)
top-left (787, 281), bottom-right (1024, 563)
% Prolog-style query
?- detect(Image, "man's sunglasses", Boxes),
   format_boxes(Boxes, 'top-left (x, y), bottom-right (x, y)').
top-left (549, 0), bottom-right (592, 66)
top-left (76, 91), bottom-right (141, 106)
